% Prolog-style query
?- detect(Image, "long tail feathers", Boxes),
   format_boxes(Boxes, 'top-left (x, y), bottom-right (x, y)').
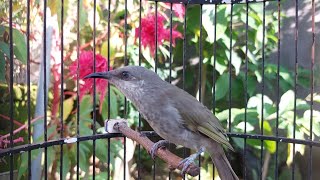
top-left (208, 143), bottom-right (239, 180)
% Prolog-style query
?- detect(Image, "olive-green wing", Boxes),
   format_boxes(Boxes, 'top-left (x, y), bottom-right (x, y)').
top-left (166, 85), bottom-right (234, 151)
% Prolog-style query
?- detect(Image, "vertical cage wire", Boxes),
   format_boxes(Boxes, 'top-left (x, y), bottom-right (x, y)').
top-left (107, 0), bottom-right (112, 178)
top-left (309, 0), bottom-right (315, 179)
top-left (168, 2), bottom-right (173, 180)
top-left (292, 0), bottom-right (299, 179)
top-left (182, 4), bottom-right (188, 180)
top-left (1, 1), bottom-right (320, 180)
top-left (42, 1), bottom-right (48, 179)
top-left (9, 0), bottom-right (14, 179)
top-left (260, 1), bottom-right (266, 180)
top-left (26, 0), bottom-right (32, 179)
top-left (275, 0), bottom-right (281, 179)
top-left (59, 0), bottom-right (64, 179)
top-left (76, 0), bottom-right (81, 179)
top-left (228, 3), bottom-right (233, 133)
top-left (92, 0), bottom-right (97, 178)
top-left (153, 2), bottom-right (159, 179)
top-left (198, 4), bottom-right (203, 180)
top-left (138, 0), bottom-right (143, 179)
top-left (244, 1), bottom-right (249, 179)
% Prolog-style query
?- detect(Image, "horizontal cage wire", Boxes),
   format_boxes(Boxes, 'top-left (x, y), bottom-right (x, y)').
top-left (0, 0), bottom-right (319, 180)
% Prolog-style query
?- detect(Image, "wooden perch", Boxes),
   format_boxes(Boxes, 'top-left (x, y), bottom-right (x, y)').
top-left (105, 119), bottom-right (200, 177)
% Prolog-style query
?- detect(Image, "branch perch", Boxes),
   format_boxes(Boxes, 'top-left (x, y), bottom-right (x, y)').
top-left (105, 119), bottom-right (200, 177)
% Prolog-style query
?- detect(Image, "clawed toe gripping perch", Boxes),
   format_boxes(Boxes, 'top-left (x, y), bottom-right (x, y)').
top-left (105, 119), bottom-right (200, 177)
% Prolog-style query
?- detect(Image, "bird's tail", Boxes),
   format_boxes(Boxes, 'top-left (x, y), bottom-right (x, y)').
top-left (207, 142), bottom-right (239, 180)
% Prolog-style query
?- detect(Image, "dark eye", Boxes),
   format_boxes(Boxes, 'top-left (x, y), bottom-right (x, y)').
top-left (121, 71), bottom-right (130, 79)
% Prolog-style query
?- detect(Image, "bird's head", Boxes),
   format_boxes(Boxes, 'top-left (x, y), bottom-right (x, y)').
top-left (84, 66), bottom-right (164, 98)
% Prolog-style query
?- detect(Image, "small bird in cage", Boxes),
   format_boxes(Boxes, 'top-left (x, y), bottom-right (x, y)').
top-left (85, 66), bottom-right (238, 180)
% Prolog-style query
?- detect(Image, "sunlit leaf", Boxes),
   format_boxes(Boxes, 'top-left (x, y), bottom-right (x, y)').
top-left (203, 6), bottom-right (227, 43)
top-left (63, 98), bottom-right (74, 121)
top-left (213, 56), bottom-right (227, 75)
top-left (231, 51), bottom-right (242, 75)
top-left (279, 90), bottom-right (294, 115)
top-left (262, 121), bottom-right (276, 153)
top-left (306, 93), bottom-right (320, 103)
top-left (235, 121), bottom-right (254, 132)
top-left (254, 70), bottom-right (262, 82)
top-left (215, 73), bottom-right (229, 101)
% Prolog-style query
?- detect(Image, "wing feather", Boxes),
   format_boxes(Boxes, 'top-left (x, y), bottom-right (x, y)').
top-left (165, 85), bottom-right (234, 151)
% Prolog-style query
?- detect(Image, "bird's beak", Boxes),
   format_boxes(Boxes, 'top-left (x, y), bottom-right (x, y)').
top-left (84, 72), bottom-right (111, 79)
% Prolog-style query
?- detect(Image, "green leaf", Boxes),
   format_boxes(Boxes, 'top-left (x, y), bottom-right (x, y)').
top-left (101, 95), bottom-right (109, 120)
top-left (279, 90), bottom-right (294, 115)
top-left (80, 95), bottom-right (93, 118)
top-left (48, 124), bottom-right (58, 139)
top-left (186, 6), bottom-right (200, 33)
top-left (247, 75), bottom-right (257, 96)
top-left (202, 6), bottom-right (227, 43)
top-left (240, 12), bottom-right (257, 29)
top-left (0, 41), bottom-right (10, 57)
top-left (62, 148), bottom-right (71, 179)
top-left (17, 153), bottom-right (28, 179)
top-left (79, 143), bottom-right (90, 172)
top-left (13, 29), bottom-right (27, 64)
top-left (0, 52), bottom-right (5, 82)
top-left (264, 140), bottom-right (276, 153)
top-left (306, 93), bottom-right (320, 103)
top-left (247, 94), bottom-right (273, 119)
top-left (303, 110), bottom-right (320, 137)
top-left (254, 70), bottom-right (262, 82)
top-left (235, 121), bottom-right (254, 132)
top-left (262, 121), bottom-right (276, 153)
top-left (215, 73), bottom-right (229, 101)
top-left (213, 56), bottom-right (227, 75)
top-left (110, 88), bottom-right (118, 118)
top-left (313, 124), bottom-right (320, 137)
top-left (63, 98), bottom-right (74, 120)
top-left (47, 146), bottom-right (55, 171)
top-left (159, 45), bottom-right (170, 59)
top-left (79, 0), bottom-right (88, 29)
top-left (231, 51), bottom-right (242, 75)
top-left (279, 70), bottom-right (294, 86)
top-left (80, 122), bottom-right (93, 136)
top-left (96, 139), bottom-right (107, 161)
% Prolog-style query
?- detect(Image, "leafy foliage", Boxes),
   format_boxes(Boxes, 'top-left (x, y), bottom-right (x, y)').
top-left (0, 0), bottom-right (318, 179)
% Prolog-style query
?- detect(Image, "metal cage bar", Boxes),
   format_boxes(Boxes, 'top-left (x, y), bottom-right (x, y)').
top-left (0, 0), bottom-right (318, 180)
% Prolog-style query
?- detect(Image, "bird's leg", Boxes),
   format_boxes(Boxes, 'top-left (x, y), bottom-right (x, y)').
top-left (149, 140), bottom-right (169, 159)
top-left (178, 147), bottom-right (205, 175)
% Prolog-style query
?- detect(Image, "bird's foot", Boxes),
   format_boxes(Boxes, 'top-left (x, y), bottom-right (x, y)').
top-left (178, 147), bottom-right (205, 175)
top-left (149, 140), bottom-right (169, 159)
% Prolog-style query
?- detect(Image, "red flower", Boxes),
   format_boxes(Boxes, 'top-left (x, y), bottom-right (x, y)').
top-left (69, 51), bottom-right (110, 104)
top-left (135, 13), bottom-right (182, 56)
top-left (165, 3), bottom-right (185, 20)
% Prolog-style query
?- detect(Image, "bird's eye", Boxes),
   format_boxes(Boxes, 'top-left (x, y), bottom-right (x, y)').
top-left (121, 71), bottom-right (130, 79)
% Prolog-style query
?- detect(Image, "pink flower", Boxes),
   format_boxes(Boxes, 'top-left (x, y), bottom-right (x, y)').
top-left (166, 3), bottom-right (185, 20)
top-left (69, 51), bottom-right (110, 104)
top-left (135, 13), bottom-right (182, 56)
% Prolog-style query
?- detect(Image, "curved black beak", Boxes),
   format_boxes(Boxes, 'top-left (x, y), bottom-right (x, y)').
top-left (84, 72), bottom-right (111, 79)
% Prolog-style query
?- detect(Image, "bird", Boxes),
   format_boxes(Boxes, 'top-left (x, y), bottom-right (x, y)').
top-left (85, 66), bottom-right (238, 180)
